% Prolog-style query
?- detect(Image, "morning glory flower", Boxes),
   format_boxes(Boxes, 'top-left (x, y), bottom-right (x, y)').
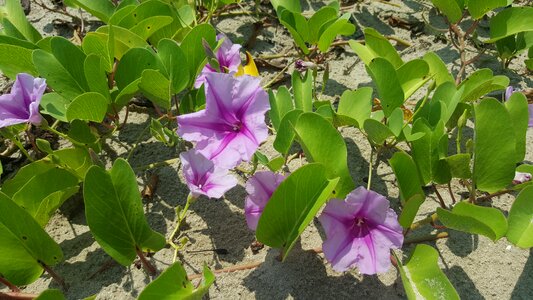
top-left (529, 104), bottom-right (533, 127)
top-left (513, 171), bottom-right (532, 185)
top-left (318, 187), bottom-right (404, 275)
top-left (194, 34), bottom-right (242, 88)
top-left (177, 72), bottom-right (269, 169)
top-left (0, 73), bottom-right (46, 128)
top-left (505, 86), bottom-right (514, 101)
top-left (244, 171), bottom-right (287, 231)
top-left (180, 149), bottom-right (238, 199)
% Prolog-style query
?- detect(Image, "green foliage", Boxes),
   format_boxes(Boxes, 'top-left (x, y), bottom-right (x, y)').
top-left (269, 86), bottom-right (295, 131)
top-left (336, 88), bottom-right (373, 129)
top-left (35, 289), bottom-right (66, 300)
top-left (66, 92), bottom-right (110, 122)
top-left (294, 113), bottom-right (354, 198)
top-left (138, 263), bottom-right (215, 300)
top-left (0, 0), bottom-right (42, 42)
top-left (473, 98), bottom-right (516, 193)
top-left (507, 186), bottom-right (533, 248)
top-left (0, 192), bottom-right (63, 286)
top-left (399, 245), bottom-right (459, 299)
top-left (83, 159), bottom-right (166, 266)
top-left (256, 163), bottom-right (339, 259)
top-left (438, 202), bottom-right (508, 240)
top-left (389, 152), bottom-right (426, 228)
top-left (366, 58), bottom-right (404, 117)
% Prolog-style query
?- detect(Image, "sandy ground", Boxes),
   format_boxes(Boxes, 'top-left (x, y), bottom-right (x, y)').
top-left (1, 0), bottom-right (533, 299)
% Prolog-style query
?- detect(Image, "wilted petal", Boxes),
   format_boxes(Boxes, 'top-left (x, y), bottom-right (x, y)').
top-left (244, 171), bottom-right (286, 230)
top-left (513, 171), bottom-right (532, 185)
top-left (180, 149), bottom-right (237, 199)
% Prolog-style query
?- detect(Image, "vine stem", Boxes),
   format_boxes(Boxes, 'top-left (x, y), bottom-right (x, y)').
top-left (169, 194), bottom-right (196, 263)
top-left (42, 123), bottom-right (85, 148)
top-left (133, 158), bottom-right (181, 172)
top-left (0, 292), bottom-right (37, 300)
top-left (135, 247), bottom-right (157, 276)
top-left (404, 232), bottom-right (449, 245)
top-left (367, 148), bottom-right (374, 190)
top-left (433, 184), bottom-right (447, 209)
top-left (0, 277), bottom-right (20, 292)
top-left (40, 263), bottom-right (67, 290)
top-left (410, 213), bottom-right (438, 231)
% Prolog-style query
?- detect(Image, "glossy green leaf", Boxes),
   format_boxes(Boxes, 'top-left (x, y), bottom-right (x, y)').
top-left (396, 59), bottom-right (430, 99)
top-left (130, 16), bottom-right (174, 40)
top-left (82, 32), bottom-right (114, 72)
top-left (1, 161), bottom-right (54, 196)
top-left (180, 24), bottom-right (217, 86)
top-left (468, 0), bottom-right (507, 20)
top-left (11, 168), bottom-right (79, 226)
top-left (317, 13), bottom-right (355, 53)
top-left (294, 113), bottom-right (354, 198)
top-left (423, 52), bottom-right (455, 86)
top-left (83, 158), bottom-right (166, 266)
top-left (68, 0), bottom-right (115, 23)
top-left (367, 58), bottom-right (404, 116)
top-left (0, 43), bottom-right (37, 78)
top-left (0, 0), bottom-right (42, 42)
top-left (389, 152), bottom-right (426, 228)
top-left (138, 263), bottom-right (215, 300)
top-left (292, 70), bottom-right (313, 112)
top-left (337, 87), bottom-right (373, 129)
top-left (115, 47), bottom-right (161, 90)
top-left (256, 163), bottom-right (339, 258)
top-left (505, 92), bottom-right (528, 163)
top-left (139, 69), bottom-right (171, 109)
top-left (66, 92), bottom-right (109, 122)
top-left (399, 244), bottom-right (459, 300)
top-left (365, 28), bottom-right (403, 68)
top-left (0, 192), bottom-right (63, 286)
top-left (270, 0), bottom-right (301, 13)
top-left (273, 109), bottom-right (303, 155)
top-left (84, 54), bottom-right (112, 102)
top-left (507, 186), bottom-right (533, 248)
top-left (474, 98), bottom-right (516, 193)
top-left (157, 38), bottom-right (189, 94)
top-left (438, 202), bottom-right (507, 240)
top-left (269, 86), bottom-right (295, 131)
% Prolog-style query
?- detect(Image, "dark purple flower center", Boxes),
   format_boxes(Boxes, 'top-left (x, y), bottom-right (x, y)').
top-left (355, 217), bottom-right (366, 227)
top-left (231, 122), bottom-right (242, 132)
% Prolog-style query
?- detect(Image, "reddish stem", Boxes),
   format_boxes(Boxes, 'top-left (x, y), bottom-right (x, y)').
top-left (135, 248), bottom-right (157, 276)
top-left (0, 292), bottom-right (37, 300)
top-left (40, 263), bottom-right (67, 290)
top-left (0, 277), bottom-right (20, 292)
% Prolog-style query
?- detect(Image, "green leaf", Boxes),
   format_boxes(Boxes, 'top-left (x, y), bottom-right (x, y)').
top-left (1, 161), bottom-right (54, 196)
top-left (294, 113), bottom-right (354, 198)
top-left (308, 6), bottom-right (337, 44)
top-left (66, 92), bottom-right (109, 122)
top-left (399, 244), bottom-right (460, 300)
top-left (82, 32), bottom-right (114, 72)
top-left (363, 118), bottom-right (394, 145)
top-left (445, 154), bottom-right (472, 179)
top-left (139, 69), bottom-right (172, 109)
top-left (292, 70), bottom-right (313, 112)
top-left (507, 186), bottom-right (533, 248)
top-left (138, 263), bottom-right (215, 300)
top-left (423, 52), bottom-right (455, 86)
top-left (317, 13), bottom-right (355, 53)
top-left (11, 168), bottom-right (79, 226)
top-left (39, 93), bottom-right (69, 122)
top-left (387, 107), bottom-right (404, 137)
top-left (115, 47), bottom-right (162, 90)
top-left (180, 23), bottom-right (217, 86)
top-left (0, 192), bottom-right (63, 286)
top-left (84, 54), bottom-right (112, 102)
top-left (270, 0), bottom-right (301, 13)
top-left (273, 109), bottom-right (303, 155)
top-left (367, 58), bottom-right (404, 116)
top-left (68, 0), bottom-right (115, 23)
top-left (411, 119), bottom-right (451, 184)
top-left (67, 120), bottom-right (101, 153)
top-left (35, 289), bottom-right (66, 300)
top-left (157, 38), bottom-right (189, 94)
top-left (114, 78), bottom-right (141, 108)
top-left (337, 87), bottom-right (373, 129)
top-left (0, 43), bottom-right (37, 78)
top-left (504, 92), bottom-right (528, 163)
top-left (52, 147), bottom-right (93, 179)
top-left (363, 28), bottom-right (403, 68)
top-left (458, 69), bottom-right (509, 101)
top-left (96, 26), bottom-right (147, 59)
top-left (396, 59), bottom-right (430, 99)
top-left (50, 37), bottom-right (89, 92)
top-left (474, 98), bottom-right (516, 193)
top-left (83, 158), bottom-right (166, 266)
top-left (279, 10), bottom-right (309, 54)
top-left (430, 0), bottom-right (464, 23)
top-left (468, 0), bottom-right (507, 20)
top-left (0, 0), bottom-right (42, 42)
top-left (256, 163), bottom-right (339, 258)
top-left (437, 202), bottom-right (508, 240)
top-left (389, 152), bottom-right (425, 228)
top-left (269, 86), bottom-right (294, 131)
top-left (130, 16), bottom-right (174, 40)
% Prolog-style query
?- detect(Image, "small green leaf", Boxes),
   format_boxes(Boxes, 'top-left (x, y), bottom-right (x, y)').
top-left (0, 0), bottom-right (42, 42)
top-left (367, 58), bottom-right (404, 116)
top-left (294, 113), bottom-right (354, 198)
top-left (68, 0), bottom-right (115, 23)
top-left (96, 26), bottom-right (147, 59)
top-left (0, 192), bottom-right (63, 286)
top-left (507, 186), bottom-right (533, 248)
top-left (504, 92), bottom-right (528, 163)
top-left (256, 163), bottom-right (339, 259)
top-left (468, 0), bottom-right (507, 20)
top-left (139, 69), bottom-right (171, 109)
top-left (399, 245), bottom-right (460, 300)
top-left (411, 119), bottom-right (451, 184)
top-left (130, 16), bottom-right (174, 40)
top-left (0, 43), bottom-right (37, 78)
top-left (50, 37), bottom-right (89, 92)
top-left (66, 92), bottom-right (109, 122)
top-left (363, 28), bottom-right (403, 68)
top-left (437, 202), bottom-right (508, 240)
top-left (138, 263), bottom-right (215, 300)
top-left (458, 69), bottom-right (509, 101)
top-left (292, 70), bottom-right (313, 112)
top-left (115, 47), bottom-right (162, 90)
top-left (35, 289), bottom-right (66, 300)
top-left (363, 118), bottom-right (394, 145)
top-left (40, 93), bottom-right (69, 122)
top-left (269, 86), bottom-right (295, 131)
top-left (307, 6), bottom-right (337, 43)
top-left (337, 87), bottom-right (373, 129)
top-left (84, 54), bottom-right (112, 102)
top-left (279, 10), bottom-right (309, 54)
top-left (423, 52), bottom-right (455, 86)
top-left (430, 0), bottom-right (464, 23)
top-left (114, 78), bottom-right (141, 108)
top-left (180, 23), bottom-right (217, 86)
top-left (83, 159), bottom-right (166, 266)
top-left (445, 154), bottom-right (472, 179)
top-left (157, 38), bottom-right (189, 94)
top-left (273, 109), bottom-right (303, 155)
top-left (474, 98), bottom-right (516, 193)
top-left (396, 59), bottom-right (430, 99)
top-left (389, 152), bottom-right (425, 228)
top-left (317, 13), bottom-right (355, 53)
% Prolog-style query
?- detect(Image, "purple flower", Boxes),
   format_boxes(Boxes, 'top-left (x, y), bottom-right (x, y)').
top-left (180, 149), bottom-right (238, 199)
top-left (529, 104), bottom-right (533, 127)
top-left (505, 86), bottom-right (514, 101)
top-left (294, 60), bottom-right (317, 72)
top-left (0, 73), bottom-right (46, 128)
top-left (513, 171), bottom-right (532, 185)
top-left (177, 72), bottom-right (269, 169)
top-left (244, 171), bottom-right (287, 231)
top-left (194, 34), bottom-right (242, 88)
top-left (318, 187), bottom-right (404, 274)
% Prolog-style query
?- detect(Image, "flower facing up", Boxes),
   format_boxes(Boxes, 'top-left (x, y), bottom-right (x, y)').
top-left (194, 34), bottom-right (242, 88)
top-left (177, 72), bottom-right (269, 169)
top-left (244, 171), bottom-right (287, 231)
top-left (318, 187), bottom-right (404, 275)
top-left (0, 73), bottom-right (46, 128)
top-left (180, 149), bottom-right (238, 199)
